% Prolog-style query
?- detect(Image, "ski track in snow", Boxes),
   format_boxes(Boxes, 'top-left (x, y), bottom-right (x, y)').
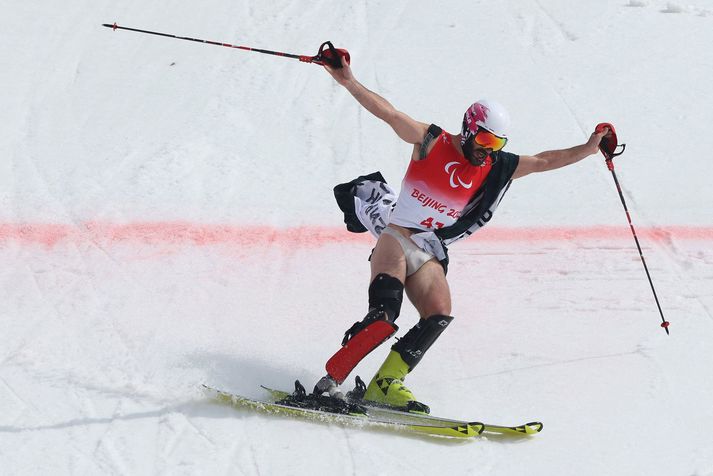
top-left (3, 1), bottom-right (713, 475)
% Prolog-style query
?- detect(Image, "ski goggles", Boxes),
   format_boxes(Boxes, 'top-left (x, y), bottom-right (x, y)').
top-left (472, 127), bottom-right (508, 152)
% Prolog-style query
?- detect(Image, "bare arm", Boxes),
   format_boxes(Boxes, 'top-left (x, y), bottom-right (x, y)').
top-left (324, 57), bottom-right (428, 145)
top-left (512, 129), bottom-right (609, 179)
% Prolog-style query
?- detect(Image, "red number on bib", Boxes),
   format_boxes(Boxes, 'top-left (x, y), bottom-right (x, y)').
top-left (420, 217), bottom-right (434, 228)
top-left (420, 217), bottom-right (445, 229)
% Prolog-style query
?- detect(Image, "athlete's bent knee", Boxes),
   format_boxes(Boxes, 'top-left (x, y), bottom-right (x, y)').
top-left (419, 301), bottom-right (451, 319)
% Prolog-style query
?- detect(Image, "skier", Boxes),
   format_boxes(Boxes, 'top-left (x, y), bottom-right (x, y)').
top-left (316, 55), bottom-right (609, 413)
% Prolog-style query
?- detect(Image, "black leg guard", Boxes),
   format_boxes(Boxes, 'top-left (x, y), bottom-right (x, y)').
top-left (368, 273), bottom-right (405, 321)
top-left (340, 273), bottom-right (404, 346)
top-left (391, 314), bottom-right (454, 370)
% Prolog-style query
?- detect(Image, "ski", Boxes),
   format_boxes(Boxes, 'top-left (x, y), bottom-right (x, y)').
top-left (203, 384), bottom-right (484, 438)
top-left (261, 385), bottom-right (543, 436)
top-left (203, 381), bottom-right (542, 438)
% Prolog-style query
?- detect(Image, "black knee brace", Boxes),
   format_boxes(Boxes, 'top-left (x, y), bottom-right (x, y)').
top-left (392, 314), bottom-right (454, 370)
top-left (368, 273), bottom-right (405, 321)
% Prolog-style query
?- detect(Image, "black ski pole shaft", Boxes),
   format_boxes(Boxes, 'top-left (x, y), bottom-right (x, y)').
top-left (102, 22), bottom-right (316, 64)
top-left (606, 158), bottom-right (670, 334)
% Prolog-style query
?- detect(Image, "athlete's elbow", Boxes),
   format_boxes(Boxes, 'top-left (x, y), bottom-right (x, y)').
top-left (381, 108), bottom-right (402, 126)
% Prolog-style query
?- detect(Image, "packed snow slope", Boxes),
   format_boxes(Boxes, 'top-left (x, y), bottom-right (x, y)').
top-left (2, 1), bottom-right (713, 475)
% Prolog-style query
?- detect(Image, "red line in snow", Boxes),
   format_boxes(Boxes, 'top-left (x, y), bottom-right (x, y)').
top-left (0, 222), bottom-right (712, 248)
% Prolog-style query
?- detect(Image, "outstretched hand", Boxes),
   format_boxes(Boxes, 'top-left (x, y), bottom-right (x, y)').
top-left (585, 127), bottom-right (610, 156)
top-left (324, 56), bottom-right (354, 86)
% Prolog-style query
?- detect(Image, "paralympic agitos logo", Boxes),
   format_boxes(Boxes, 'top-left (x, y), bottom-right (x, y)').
top-left (444, 161), bottom-right (473, 189)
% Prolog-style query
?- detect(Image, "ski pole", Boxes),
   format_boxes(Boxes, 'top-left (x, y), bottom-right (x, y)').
top-left (101, 22), bottom-right (350, 68)
top-left (595, 123), bottom-right (670, 335)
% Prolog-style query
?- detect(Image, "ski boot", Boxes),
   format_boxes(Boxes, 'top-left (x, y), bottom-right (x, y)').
top-left (362, 350), bottom-right (430, 413)
top-left (363, 314), bottom-right (455, 414)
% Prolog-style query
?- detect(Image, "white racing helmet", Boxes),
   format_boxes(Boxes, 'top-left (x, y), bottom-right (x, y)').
top-left (461, 99), bottom-right (511, 147)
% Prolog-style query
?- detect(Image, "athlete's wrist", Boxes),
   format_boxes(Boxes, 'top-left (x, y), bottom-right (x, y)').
top-left (344, 78), bottom-right (362, 94)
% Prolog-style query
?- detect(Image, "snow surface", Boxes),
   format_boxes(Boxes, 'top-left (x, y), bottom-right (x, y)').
top-left (2, 1), bottom-right (713, 475)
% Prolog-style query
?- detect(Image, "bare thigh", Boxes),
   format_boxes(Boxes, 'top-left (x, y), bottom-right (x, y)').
top-left (405, 259), bottom-right (451, 318)
top-left (370, 232), bottom-right (407, 284)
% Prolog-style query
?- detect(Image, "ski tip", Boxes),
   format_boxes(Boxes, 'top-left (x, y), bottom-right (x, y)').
top-left (201, 384), bottom-right (219, 395)
top-left (483, 421), bottom-right (544, 436)
top-left (524, 422), bottom-right (544, 434)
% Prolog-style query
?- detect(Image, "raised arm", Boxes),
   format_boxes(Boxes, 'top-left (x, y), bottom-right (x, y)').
top-left (512, 128), bottom-right (609, 179)
top-left (324, 57), bottom-right (428, 145)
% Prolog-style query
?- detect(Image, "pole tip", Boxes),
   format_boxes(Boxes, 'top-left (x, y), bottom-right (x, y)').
top-left (661, 321), bottom-right (670, 334)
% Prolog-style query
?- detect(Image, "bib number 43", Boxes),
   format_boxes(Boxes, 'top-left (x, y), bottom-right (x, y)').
top-left (420, 217), bottom-right (444, 229)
